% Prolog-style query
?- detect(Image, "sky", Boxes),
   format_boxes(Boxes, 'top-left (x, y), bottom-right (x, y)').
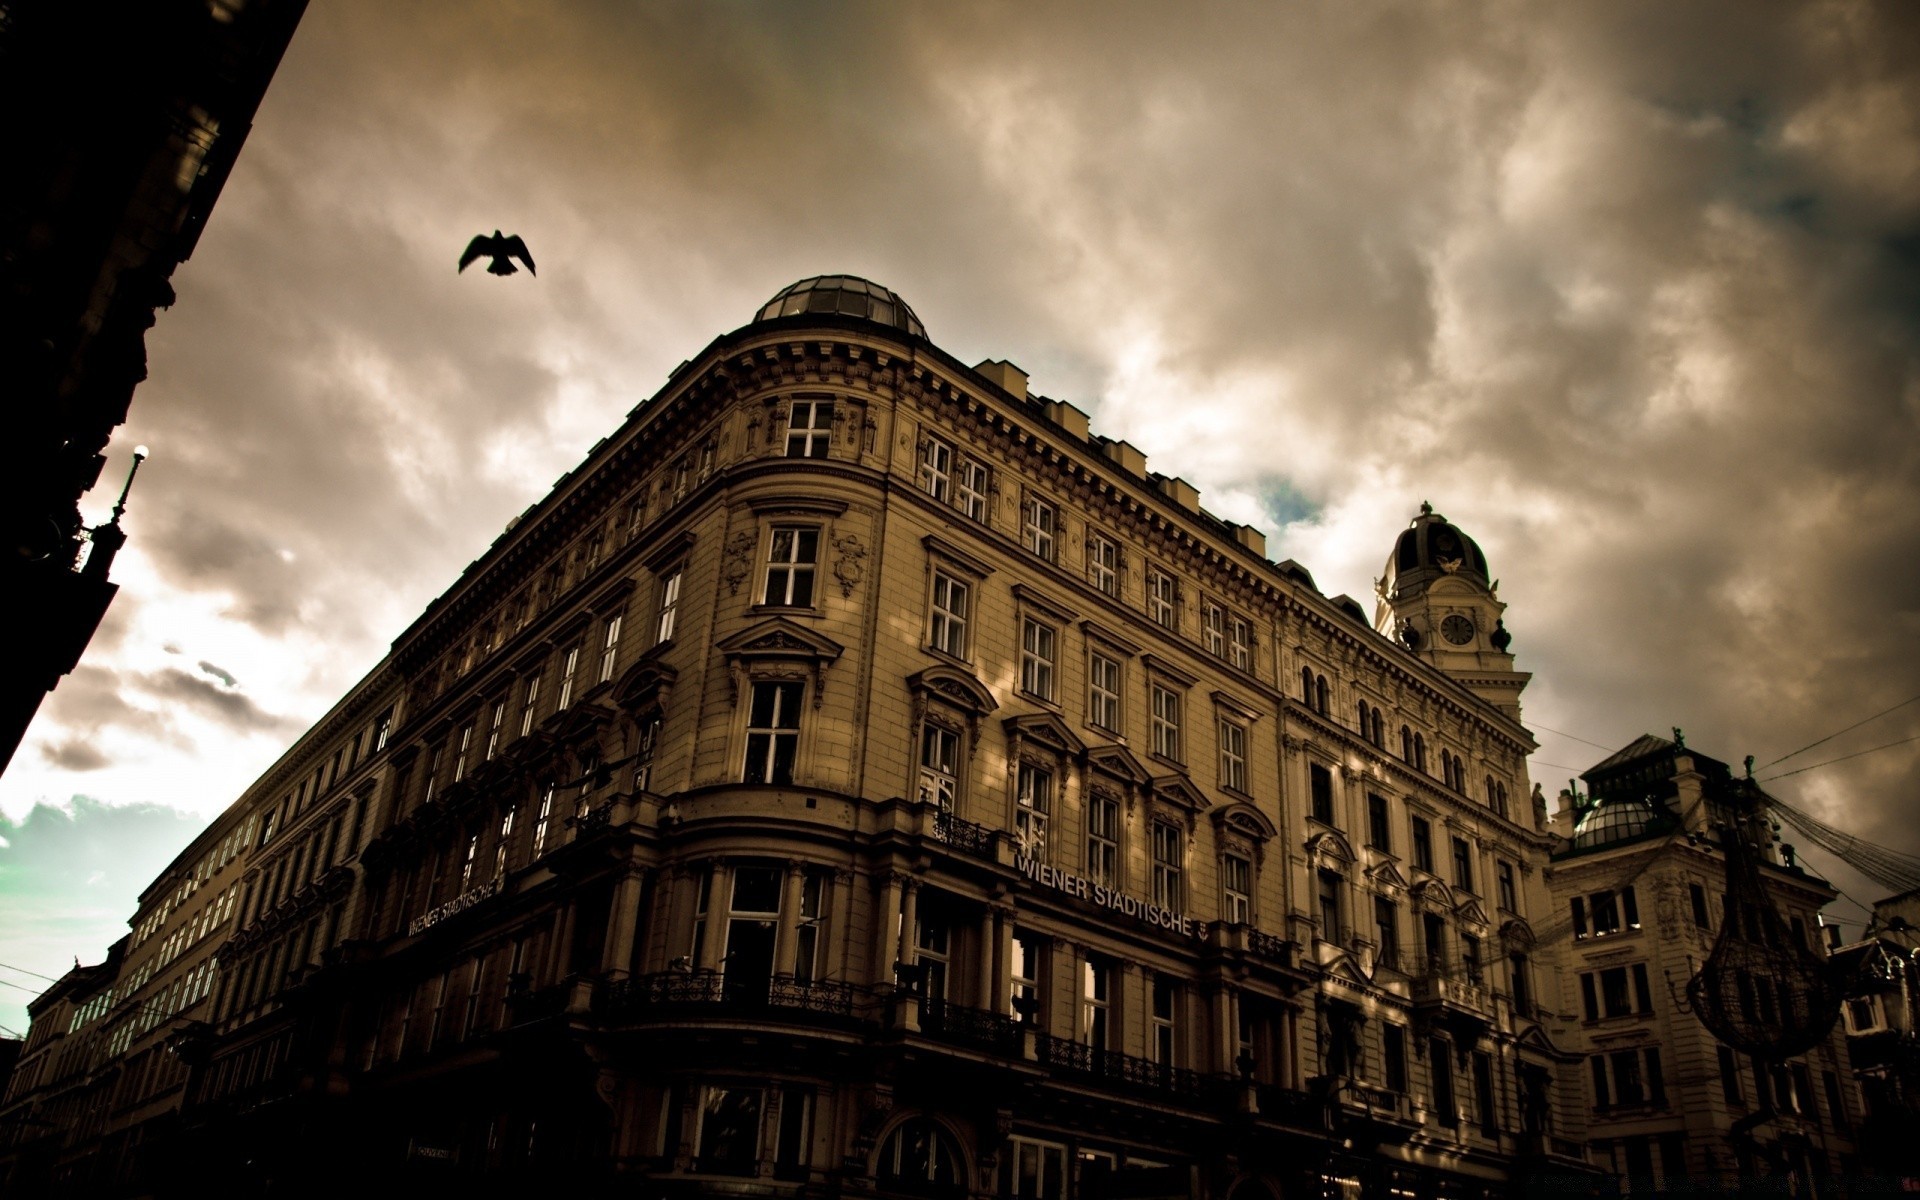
top-left (2, 1), bottom-right (1917, 1034)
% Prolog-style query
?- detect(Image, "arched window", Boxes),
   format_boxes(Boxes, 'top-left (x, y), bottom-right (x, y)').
top-left (1400, 725), bottom-right (1414, 761)
top-left (1356, 700), bottom-right (1370, 735)
top-left (1371, 710), bottom-right (1385, 747)
top-left (1301, 667), bottom-right (1314, 704)
top-left (877, 1116), bottom-right (963, 1188)
top-left (1314, 675), bottom-right (1329, 716)
top-left (1413, 734), bottom-right (1427, 773)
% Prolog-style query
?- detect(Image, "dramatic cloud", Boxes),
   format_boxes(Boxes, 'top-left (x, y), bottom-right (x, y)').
top-left (1, 2), bottom-right (1914, 955)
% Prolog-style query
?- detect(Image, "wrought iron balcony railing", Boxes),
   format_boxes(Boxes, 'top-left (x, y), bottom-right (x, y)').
top-left (1035, 1034), bottom-right (1227, 1106)
top-left (932, 810), bottom-right (995, 858)
top-left (918, 998), bottom-right (1023, 1057)
top-left (598, 970), bottom-right (862, 1021)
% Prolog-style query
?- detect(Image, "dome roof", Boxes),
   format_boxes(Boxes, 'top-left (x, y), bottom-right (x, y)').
top-left (1382, 502), bottom-right (1490, 596)
top-left (1571, 794), bottom-right (1664, 850)
top-left (753, 275), bottom-right (925, 339)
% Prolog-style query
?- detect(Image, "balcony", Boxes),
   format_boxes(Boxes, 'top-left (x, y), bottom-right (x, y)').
top-left (1312, 1075), bottom-right (1417, 1143)
top-left (1408, 965), bottom-right (1494, 1033)
top-left (596, 970), bottom-right (864, 1024)
top-left (931, 810), bottom-right (996, 859)
top-left (918, 998), bottom-right (1025, 1058)
top-left (1518, 1131), bottom-right (1589, 1165)
top-left (1035, 1035), bottom-right (1229, 1108)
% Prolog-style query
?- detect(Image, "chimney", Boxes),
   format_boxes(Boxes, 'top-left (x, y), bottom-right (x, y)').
top-left (1157, 475), bottom-right (1201, 512)
top-left (1102, 440), bottom-right (1148, 476)
top-left (973, 359), bottom-right (1028, 400)
top-left (1048, 400), bottom-right (1090, 440)
top-left (1232, 525), bottom-right (1267, 557)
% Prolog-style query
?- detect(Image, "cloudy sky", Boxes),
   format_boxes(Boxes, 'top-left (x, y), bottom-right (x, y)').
top-left (3, 1), bottom-right (1917, 1033)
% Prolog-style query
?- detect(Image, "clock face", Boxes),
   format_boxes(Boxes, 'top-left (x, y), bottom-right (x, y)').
top-left (1441, 615), bottom-right (1476, 645)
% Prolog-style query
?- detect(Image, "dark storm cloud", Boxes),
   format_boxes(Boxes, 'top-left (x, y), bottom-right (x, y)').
top-left (197, 661), bottom-right (237, 687)
top-left (135, 669), bottom-right (297, 735)
top-left (40, 666), bottom-right (186, 750)
top-left (99, 0), bottom-right (1916, 916)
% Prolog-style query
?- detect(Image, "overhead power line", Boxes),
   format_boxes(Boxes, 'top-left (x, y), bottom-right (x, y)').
top-left (1764, 796), bottom-right (1920, 895)
top-left (1527, 722), bottom-right (1620, 753)
top-left (1758, 693), bottom-right (1920, 770)
top-left (1760, 733), bottom-right (1920, 783)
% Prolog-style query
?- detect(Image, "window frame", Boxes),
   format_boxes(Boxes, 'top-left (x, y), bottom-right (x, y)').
top-left (785, 398), bottom-right (834, 458)
top-left (1146, 567), bottom-right (1177, 629)
top-left (1087, 532), bottom-right (1119, 596)
top-left (1022, 493), bottom-right (1058, 562)
top-left (761, 525), bottom-right (821, 609)
top-left (1218, 715), bottom-right (1248, 793)
top-left (1149, 682), bottom-right (1183, 763)
top-left (1087, 648), bottom-right (1123, 733)
top-left (918, 433), bottom-right (953, 501)
top-left (928, 570), bottom-right (971, 660)
top-left (743, 680), bottom-right (805, 785)
top-left (1019, 616), bottom-right (1058, 703)
top-left (1150, 821), bottom-right (1184, 908)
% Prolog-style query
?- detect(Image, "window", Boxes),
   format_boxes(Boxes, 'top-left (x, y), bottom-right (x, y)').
top-left (1087, 793), bottom-right (1119, 887)
top-left (695, 1086), bottom-right (764, 1175)
top-left (1510, 953), bottom-right (1533, 1016)
top-left (1203, 601), bottom-right (1226, 657)
top-left (785, 399), bottom-right (833, 457)
top-left (1451, 837), bottom-right (1474, 892)
top-left (1383, 1024), bottom-right (1408, 1092)
top-left (484, 700), bottom-right (506, 761)
top-left (763, 527), bottom-right (818, 607)
top-left (956, 459), bottom-right (988, 521)
top-left (1229, 616), bottom-right (1252, 671)
top-left (1151, 822), bottom-right (1183, 907)
top-left (1317, 870), bottom-right (1344, 942)
top-left (1015, 763), bottom-right (1051, 854)
top-left (918, 723), bottom-right (959, 811)
top-left (878, 1118), bottom-right (960, 1188)
top-left (655, 569), bottom-right (682, 644)
top-left (1147, 568), bottom-right (1176, 628)
top-left (558, 644), bottom-right (581, 710)
top-left (1088, 533), bottom-right (1118, 596)
top-left (1367, 794), bottom-right (1391, 851)
top-left (1020, 619), bottom-right (1056, 701)
top-left (929, 572), bottom-right (970, 658)
top-left (1581, 964), bottom-right (1654, 1019)
top-left (518, 675), bottom-right (541, 737)
top-left (1082, 956), bottom-right (1112, 1049)
top-left (374, 708), bottom-right (394, 752)
top-left (1003, 1136), bottom-right (1068, 1198)
top-left (1579, 886), bottom-right (1640, 939)
top-left (1151, 975), bottom-right (1178, 1065)
top-left (744, 682), bottom-right (803, 785)
top-left (597, 614), bottom-right (622, 683)
top-left (1149, 684), bottom-right (1182, 760)
top-left (1497, 861), bottom-right (1517, 912)
top-left (494, 805), bottom-right (516, 877)
top-left (460, 832), bottom-right (479, 890)
top-left (919, 435), bottom-right (952, 500)
top-left (1488, 777), bottom-right (1509, 819)
top-left (453, 722), bottom-right (475, 783)
top-left (698, 439), bottom-right (716, 481)
top-left (1023, 495), bottom-right (1057, 561)
top-left (1592, 1048), bottom-right (1665, 1109)
top-left (1422, 912), bottom-right (1446, 972)
top-left (1218, 718), bottom-right (1247, 792)
top-left (1431, 1038), bottom-right (1457, 1122)
top-left (1309, 763), bottom-right (1335, 825)
top-left (1411, 816), bottom-right (1434, 872)
top-left (1474, 1051), bottom-right (1499, 1136)
top-left (1012, 931), bottom-right (1042, 1017)
top-left (1461, 933), bottom-right (1482, 984)
top-left (1689, 883), bottom-right (1711, 929)
top-left (1375, 897), bottom-right (1400, 969)
top-left (1222, 854), bottom-right (1251, 923)
top-left (1087, 651), bottom-right (1121, 731)
top-left (1717, 1046), bottom-right (1744, 1105)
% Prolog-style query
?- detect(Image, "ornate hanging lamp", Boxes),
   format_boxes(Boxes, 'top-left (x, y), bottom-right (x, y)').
top-left (1684, 772), bottom-right (1842, 1061)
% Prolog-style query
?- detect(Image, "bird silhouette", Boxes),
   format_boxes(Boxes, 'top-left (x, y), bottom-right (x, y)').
top-left (459, 230), bottom-right (536, 276)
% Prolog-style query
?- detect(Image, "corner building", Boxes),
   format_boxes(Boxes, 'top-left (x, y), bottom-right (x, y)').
top-left (28, 277), bottom-right (1596, 1198)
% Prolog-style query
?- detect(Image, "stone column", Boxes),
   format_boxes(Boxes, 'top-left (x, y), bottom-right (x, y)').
top-left (1213, 985), bottom-right (1235, 1075)
top-left (695, 866), bottom-right (727, 970)
top-left (873, 873), bottom-right (904, 982)
top-left (897, 878), bottom-right (920, 968)
top-left (975, 908), bottom-right (998, 1010)
top-left (829, 869), bottom-right (855, 983)
top-left (990, 906), bottom-right (1014, 1016)
top-left (600, 865), bottom-right (647, 980)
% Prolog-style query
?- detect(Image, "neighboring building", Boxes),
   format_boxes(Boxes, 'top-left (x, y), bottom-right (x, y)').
top-left (1833, 887), bottom-right (1920, 1175)
top-left (1544, 735), bottom-right (1863, 1193)
top-left (3, 276), bottom-right (1594, 1198)
top-left (0, 947), bottom-right (123, 1195)
top-left (0, 0), bottom-right (308, 774)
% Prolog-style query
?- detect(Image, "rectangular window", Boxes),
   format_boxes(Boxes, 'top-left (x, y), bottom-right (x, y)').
top-left (1452, 837), bottom-right (1474, 892)
top-left (919, 435), bottom-right (952, 500)
top-left (1151, 975), bottom-right (1178, 1065)
top-left (1689, 883), bottom-right (1711, 929)
top-left (494, 804), bottom-right (516, 877)
top-left (1219, 718), bottom-right (1247, 792)
top-left (918, 724), bottom-right (959, 811)
top-left (598, 615), bottom-right (622, 683)
top-left (518, 675), bottom-right (541, 737)
top-left (453, 723), bottom-right (475, 783)
top-left (1474, 1051), bottom-right (1498, 1136)
top-left (1375, 897), bottom-right (1400, 969)
top-left (1309, 763), bottom-right (1335, 825)
top-left (1150, 685), bottom-right (1182, 760)
top-left (484, 700), bottom-right (506, 761)
top-left (1088, 533), bottom-right (1118, 596)
top-left (696, 1085), bottom-right (765, 1175)
top-left (744, 682), bottom-right (803, 785)
top-left (1510, 953), bottom-right (1532, 1016)
top-left (374, 708), bottom-right (394, 752)
top-left (1461, 933), bottom-right (1483, 984)
top-left (558, 644), bottom-right (581, 710)
top-left (1229, 616), bottom-right (1253, 671)
top-left (1012, 931), bottom-right (1042, 1017)
top-left (1718, 1046), bottom-right (1743, 1105)
top-left (1367, 793), bottom-right (1391, 851)
top-left (1412, 817), bottom-right (1434, 872)
top-left (1203, 601), bottom-right (1226, 658)
top-left (1383, 1024), bottom-right (1407, 1092)
top-left (1147, 569), bottom-right (1176, 629)
top-left (786, 399), bottom-right (833, 458)
top-left (763, 527), bottom-right (818, 607)
top-left (1317, 870), bottom-right (1344, 943)
top-left (956, 460), bottom-right (988, 522)
top-left (1023, 496), bottom-right (1057, 561)
top-left (1082, 956), bottom-right (1112, 1050)
top-left (1222, 854), bottom-right (1251, 923)
top-left (1020, 619), bottom-right (1056, 701)
top-left (1002, 1136), bottom-right (1068, 1198)
top-left (1497, 861), bottom-right (1517, 912)
top-left (1823, 1070), bottom-right (1849, 1131)
top-left (1431, 1038), bottom-right (1457, 1122)
top-left (1088, 651), bottom-right (1122, 732)
top-left (929, 572), bottom-right (969, 658)
top-left (1015, 763), bottom-right (1051, 854)
top-left (1087, 794), bottom-right (1119, 887)
top-left (1151, 823), bottom-right (1183, 908)
top-left (655, 569), bottom-right (682, 644)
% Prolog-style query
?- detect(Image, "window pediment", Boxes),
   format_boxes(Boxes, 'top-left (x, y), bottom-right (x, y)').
top-left (1305, 828), bottom-right (1356, 865)
top-left (1211, 801), bottom-right (1277, 842)
top-left (611, 659), bottom-right (679, 713)
top-left (1500, 917), bottom-right (1537, 949)
top-left (1408, 876), bottom-right (1456, 910)
top-left (1012, 583), bottom-right (1078, 624)
top-left (1085, 742), bottom-right (1151, 786)
top-left (1149, 773), bottom-right (1211, 814)
top-left (907, 666), bottom-right (998, 718)
top-left (1365, 857), bottom-right (1411, 891)
top-left (1455, 897), bottom-right (1491, 928)
top-left (718, 617), bottom-right (844, 707)
top-left (1003, 712), bottom-right (1085, 759)
top-left (922, 534), bottom-right (994, 578)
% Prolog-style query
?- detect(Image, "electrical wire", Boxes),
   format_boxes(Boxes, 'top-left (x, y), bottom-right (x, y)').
top-left (1527, 723), bottom-right (1621, 753)
top-left (1763, 797), bottom-right (1920, 895)
top-left (1757, 693), bottom-right (1920, 771)
top-left (1759, 733), bottom-right (1920, 783)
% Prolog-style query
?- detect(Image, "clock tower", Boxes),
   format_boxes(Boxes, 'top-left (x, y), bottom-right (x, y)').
top-left (1373, 502), bottom-right (1530, 720)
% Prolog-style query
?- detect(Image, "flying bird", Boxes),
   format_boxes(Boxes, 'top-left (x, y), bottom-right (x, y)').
top-left (459, 230), bottom-right (536, 277)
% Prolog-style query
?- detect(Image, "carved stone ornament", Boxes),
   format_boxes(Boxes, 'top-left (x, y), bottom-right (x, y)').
top-left (722, 530), bottom-right (756, 595)
top-left (832, 530), bottom-right (867, 597)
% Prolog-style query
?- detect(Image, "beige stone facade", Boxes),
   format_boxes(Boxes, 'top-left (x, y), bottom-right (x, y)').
top-left (2, 277), bottom-right (1595, 1198)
